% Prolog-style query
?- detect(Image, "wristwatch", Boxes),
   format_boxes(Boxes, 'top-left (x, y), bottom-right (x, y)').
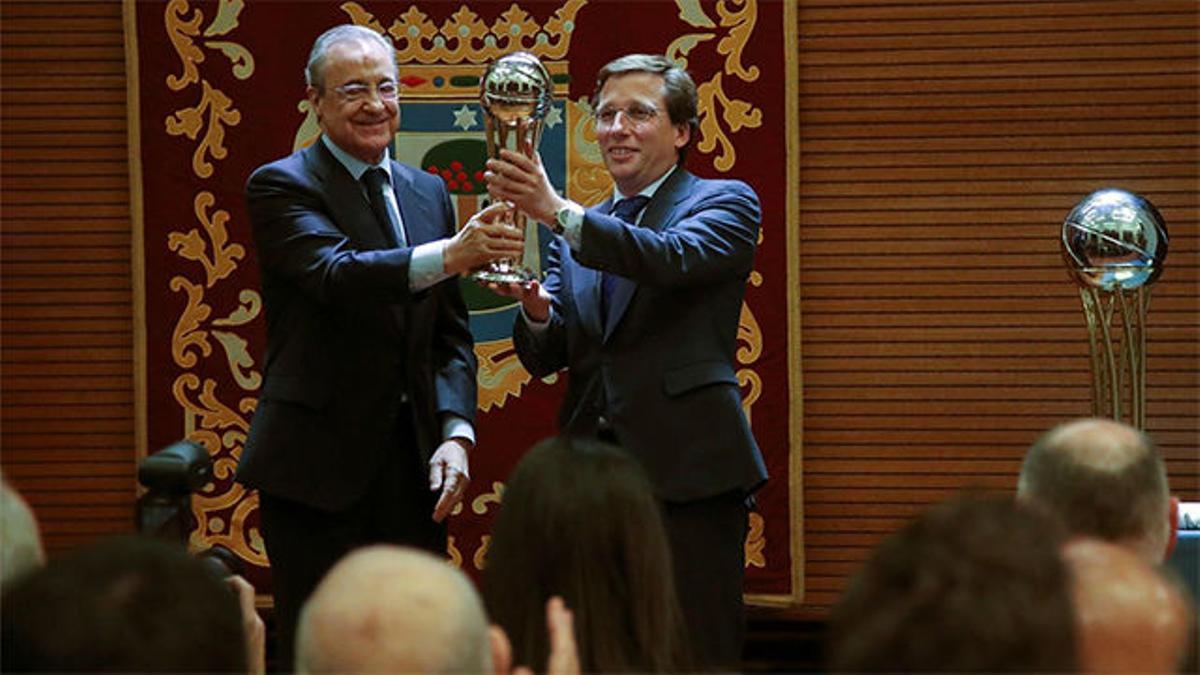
top-left (552, 201), bottom-right (584, 235)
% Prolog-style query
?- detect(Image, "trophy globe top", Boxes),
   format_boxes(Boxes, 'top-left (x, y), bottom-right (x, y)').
top-left (480, 51), bottom-right (554, 125)
top-left (1061, 188), bottom-right (1169, 292)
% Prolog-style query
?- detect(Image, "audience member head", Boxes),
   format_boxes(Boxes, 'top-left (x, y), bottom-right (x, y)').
top-left (1, 535), bottom-right (246, 672)
top-left (484, 436), bottom-right (689, 672)
top-left (1018, 417), bottom-right (1176, 563)
top-left (1064, 537), bottom-right (1193, 674)
top-left (296, 545), bottom-right (504, 674)
top-left (1, 477), bottom-right (45, 587)
top-left (828, 494), bottom-right (1077, 672)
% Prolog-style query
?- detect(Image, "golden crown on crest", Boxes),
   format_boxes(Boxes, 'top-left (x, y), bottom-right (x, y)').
top-left (340, 1), bottom-right (586, 64)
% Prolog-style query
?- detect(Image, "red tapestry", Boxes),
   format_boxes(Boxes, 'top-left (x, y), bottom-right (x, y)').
top-left (129, 0), bottom-right (800, 603)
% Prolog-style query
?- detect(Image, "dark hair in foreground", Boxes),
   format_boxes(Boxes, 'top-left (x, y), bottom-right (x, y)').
top-left (1, 535), bottom-right (246, 672)
top-left (828, 494), bottom-right (1077, 673)
top-left (484, 436), bottom-right (690, 672)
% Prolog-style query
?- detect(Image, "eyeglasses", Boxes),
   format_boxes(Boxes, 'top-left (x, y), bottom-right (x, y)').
top-left (331, 80), bottom-right (399, 104)
top-left (594, 104), bottom-right (660, 128)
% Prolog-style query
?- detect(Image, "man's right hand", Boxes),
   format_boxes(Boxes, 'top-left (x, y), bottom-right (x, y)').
top-left (444, 202), bottom-right (525, 276)
top-left (487, 279), bottom-right (552, 323)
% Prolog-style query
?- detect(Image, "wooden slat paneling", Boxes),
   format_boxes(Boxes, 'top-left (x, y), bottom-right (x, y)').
top-left (797, 0), bottom-right (1200, 612)
top-left (0, 0), bottom-right (136, 553)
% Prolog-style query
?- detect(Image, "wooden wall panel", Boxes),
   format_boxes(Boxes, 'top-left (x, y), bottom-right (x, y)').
top-left (0, 0), bottom-right (136, 553)
top-left (797, 0), bottom-right (1199, 611)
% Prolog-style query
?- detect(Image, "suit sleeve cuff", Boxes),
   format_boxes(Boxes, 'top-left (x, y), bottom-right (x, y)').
top-left (559, 201), bottom-right (584, 251)
top-left (409, 240), bottom-right (453, 291)
top-left (441, 414), bottom-right (475, 446)
top-left (521, 305), bottom-right (553, 333)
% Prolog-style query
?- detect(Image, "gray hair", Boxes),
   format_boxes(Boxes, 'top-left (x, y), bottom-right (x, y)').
top-left (305, 24), bottom-right (396, 90)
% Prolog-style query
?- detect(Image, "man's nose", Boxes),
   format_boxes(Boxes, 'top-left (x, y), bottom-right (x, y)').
top-left (612, 110), bottom-right (639, 129)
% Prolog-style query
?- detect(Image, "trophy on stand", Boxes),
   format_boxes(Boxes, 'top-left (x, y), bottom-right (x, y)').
top-left (475, 51), bottom-right (555, 283)
top-left (1060, 188), bottom-right (1169, 429)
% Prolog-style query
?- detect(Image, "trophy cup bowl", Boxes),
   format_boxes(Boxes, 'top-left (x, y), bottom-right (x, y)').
top-left (475, 52), bottom-right (555, 283)
top-left (1061, 188), bottom-right (1169, 291)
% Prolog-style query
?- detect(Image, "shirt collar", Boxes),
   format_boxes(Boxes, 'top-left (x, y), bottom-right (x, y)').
top-left (612, 165), bottom-right (677, 204)
top-left (321, 135), bottom-right (392, 182)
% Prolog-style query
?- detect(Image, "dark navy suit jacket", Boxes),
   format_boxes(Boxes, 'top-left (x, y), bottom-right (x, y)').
top-left (513, 168), bottom-right (768, 502)
top-left (237, 140), bottom-right (476, 511)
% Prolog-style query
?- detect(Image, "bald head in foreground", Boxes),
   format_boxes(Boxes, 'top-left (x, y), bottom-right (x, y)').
top-left (296, 546), bottom-right (506, 674)
top-left (1, 477), bottom-right (44, 586)
top-left (1017, 417), bottom-right (1178, 564)
top-left (1064, 538), bottom-right (1193, 674)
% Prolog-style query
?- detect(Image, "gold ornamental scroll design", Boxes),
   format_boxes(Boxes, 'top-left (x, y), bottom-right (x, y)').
top-left (174, 375), bottom-right (267, 566)
top-left (667, 0), bottom-right (762, 172)
top-left (735, 245), bottom-right (765, 568)
top-left (446, 482), bottom-right (505, 570)
top-left (168, 269), bottom-right (265, 565)
top-left (471, 482), bottom-right (505, 570)
top-left (475, 340), bottom-right (533, 413)
top-left (745, 512), bottom-right (766, 567)
top-left (162, 0), bottom-right (259, 565)
top-left (340, 0), bottom-right (586, 64)
top-left (566, 97), bottom-right (612, 207)
top-left (164, 0), bottom-right (254, 179)
top-left (168, 192), bottom-right (246, 288)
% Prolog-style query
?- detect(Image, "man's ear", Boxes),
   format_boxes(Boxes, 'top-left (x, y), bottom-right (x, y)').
top-left (306, 86), bottom-right (322, 117)
top-left (489, 625), bottom-right (512, 675)
top-left (1165, 495), bottom-right (1179, 559)
top-left (673, 122), bottom-right (690, 150)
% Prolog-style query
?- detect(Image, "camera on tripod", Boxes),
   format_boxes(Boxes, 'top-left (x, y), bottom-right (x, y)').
top-left (135, 440), bottom-right (239, 577)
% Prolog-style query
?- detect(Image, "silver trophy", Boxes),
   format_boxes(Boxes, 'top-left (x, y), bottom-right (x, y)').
top-left (475, 51), bottom-right (554, 283)
top-left (1061, 188), bottom-right (1169, 428)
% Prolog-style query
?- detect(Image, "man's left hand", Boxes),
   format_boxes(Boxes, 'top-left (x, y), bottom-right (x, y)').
top-left (485, 149), bottom-right (565, 225)
top-left (429, 438), bottom-right (471, 522)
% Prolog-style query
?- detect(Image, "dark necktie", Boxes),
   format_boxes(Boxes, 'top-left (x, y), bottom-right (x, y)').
top-left (601, 195), bottom-right (651, 323)
top-left (362, 167), bottom-right (401, 247)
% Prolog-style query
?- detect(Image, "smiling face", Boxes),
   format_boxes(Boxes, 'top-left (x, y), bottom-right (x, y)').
top-left (307, 38), bottom-right (399, 164)
top-left (595, 71), bottom-right (690, 196)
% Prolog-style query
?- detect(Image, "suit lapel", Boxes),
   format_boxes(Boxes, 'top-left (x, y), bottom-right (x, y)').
top-left (601, 169), bottom-right (695, 341)
top-left (307, 141), bottom-right (392, 249)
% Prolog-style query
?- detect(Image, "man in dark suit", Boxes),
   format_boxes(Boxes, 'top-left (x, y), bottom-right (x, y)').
top-left (236, 24), bottom-right (521, 670)
top-left (485, 53), bottom-right (768, 668)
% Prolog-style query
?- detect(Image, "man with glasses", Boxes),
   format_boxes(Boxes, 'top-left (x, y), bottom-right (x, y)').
top-left (485, 53), bottom-right (767, 668)
top-left (236, 24), bottom-right (522, 670)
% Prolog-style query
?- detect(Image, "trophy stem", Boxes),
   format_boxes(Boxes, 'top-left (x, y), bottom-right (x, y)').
top-left (1079, 286), bottom-right (1155, 430)
top-left (1080, 288), bottom-right (1107, 418)
top-left (1137, 288), bottom-right (1150, 430)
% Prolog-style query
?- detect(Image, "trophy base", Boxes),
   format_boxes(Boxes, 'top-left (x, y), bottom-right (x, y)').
top-left (471, 267), bottom-right (538, 285)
